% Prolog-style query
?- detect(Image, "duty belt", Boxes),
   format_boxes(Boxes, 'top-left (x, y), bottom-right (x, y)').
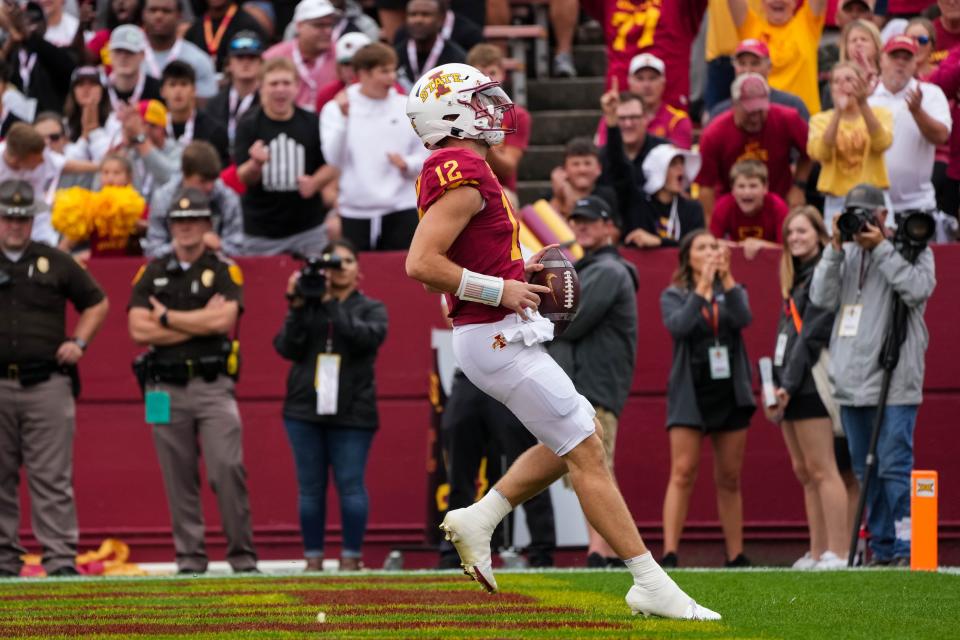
top-left (1, 361), bottom-right (63, 386)
top-left (148, 357), bottom-right (228, 385)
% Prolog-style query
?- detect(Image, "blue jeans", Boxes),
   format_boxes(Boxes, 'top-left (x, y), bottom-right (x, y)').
top-left (841, 405), bottom-right (917, 561)
top-left (283, 419), bottom-right (374, 558)
top-left (703, 56), bottom-right (735, 111)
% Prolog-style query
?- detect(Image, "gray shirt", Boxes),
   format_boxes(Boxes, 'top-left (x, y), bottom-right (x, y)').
top-left (809, 241), bottom-right (936, 406)
top-left (142, 39), bottom-right (218, 99)
top-left (547, 246), bottom-right (638, 416)
top-left (145, 177), bottom-right (244, 258)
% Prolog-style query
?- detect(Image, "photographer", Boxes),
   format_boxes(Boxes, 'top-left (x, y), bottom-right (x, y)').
top-left (809, 184), bottom-right (937, 567)
top-left (274, 240), bottom-right (388, 571)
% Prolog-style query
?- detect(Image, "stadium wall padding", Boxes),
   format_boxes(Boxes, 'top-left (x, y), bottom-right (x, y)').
top-left (16, 247), bottom-right (960, 563)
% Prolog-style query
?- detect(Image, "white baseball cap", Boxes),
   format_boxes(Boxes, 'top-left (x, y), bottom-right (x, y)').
top-left (109, 24), bottom-right (147, 53)
top-left (294, 0), bottom-right (338, 23)
top-left (336, 32), bottom-right (372, 63)
top-left (642, 144), bottom-right (701, 195)
top-left (629, 53), bottom-right (665, 77)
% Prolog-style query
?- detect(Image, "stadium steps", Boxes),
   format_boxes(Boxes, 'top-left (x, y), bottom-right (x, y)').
top-left (516, 35), bottom-right (606, 206)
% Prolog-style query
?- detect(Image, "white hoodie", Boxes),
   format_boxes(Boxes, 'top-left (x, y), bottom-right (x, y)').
top-left (320, 83), bottom-right (428, 220)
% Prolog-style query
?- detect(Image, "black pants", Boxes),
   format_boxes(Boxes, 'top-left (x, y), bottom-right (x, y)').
top-left (442, 372), bottom-right (556, 558)
top-left (341, 209), bottom-right (419, 251)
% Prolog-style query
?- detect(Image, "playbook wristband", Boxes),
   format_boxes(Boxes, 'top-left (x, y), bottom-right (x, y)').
top-left (455, 269), bottom-right (504, 307)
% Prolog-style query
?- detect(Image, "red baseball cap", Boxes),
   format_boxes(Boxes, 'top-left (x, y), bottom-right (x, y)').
top-left (732, 73), bottom-right (770, 112)
top-left (734, 39), bottom-right (770, 59)
top-left (884, 34), bottom-right (918, 56)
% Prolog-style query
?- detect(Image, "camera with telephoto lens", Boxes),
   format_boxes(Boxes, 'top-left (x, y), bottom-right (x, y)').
top-left (837, 207), bottom-right (877, 241)
top-left (292, 252), bottom-right (342, 300)
top-left (893, 209), bottom-right (935, 263)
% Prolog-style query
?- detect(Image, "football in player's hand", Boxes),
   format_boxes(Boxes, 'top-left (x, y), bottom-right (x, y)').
top-left (530, 247), bottom-right (580, 336)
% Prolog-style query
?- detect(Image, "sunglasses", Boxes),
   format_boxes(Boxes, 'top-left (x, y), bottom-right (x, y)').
top-left (913, 35), bottom-right (931, 45)
top-left (229, 37), bottom-right (262, 53)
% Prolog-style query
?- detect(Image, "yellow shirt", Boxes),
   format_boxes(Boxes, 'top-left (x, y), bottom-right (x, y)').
top-left (807, 107), bottom-right (894, 197)
top-left (738, 3), bottom-right (825, 115)
top-left (706, 0), bottom-right (764, 60)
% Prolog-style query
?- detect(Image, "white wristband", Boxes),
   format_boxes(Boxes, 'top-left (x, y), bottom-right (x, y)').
top-left (456, 269), bottom-right (504, 307)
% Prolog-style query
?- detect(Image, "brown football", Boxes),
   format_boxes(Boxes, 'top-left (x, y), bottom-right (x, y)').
top-left (530, 247), bottom-right (580, 336)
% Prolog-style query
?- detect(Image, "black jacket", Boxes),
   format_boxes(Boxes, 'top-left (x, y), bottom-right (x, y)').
top-left (274, 290), bottom-right (388, 429)
top-left (635, 195), bottom-right (705, 247)
top-left (773, 253), bottom-right (836, 397)
top-left (547, 246), bottom-right (638, 415)
top-left (8, 35), bottom-right (78, 114)
top-left (599, 125), bottom-right (669, 234)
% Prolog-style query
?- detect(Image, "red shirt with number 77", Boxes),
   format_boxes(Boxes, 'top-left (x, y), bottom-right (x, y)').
top-left (415, 147), bottom-right (525, 326)
top-left (583, 0), bottom-right (708, 109)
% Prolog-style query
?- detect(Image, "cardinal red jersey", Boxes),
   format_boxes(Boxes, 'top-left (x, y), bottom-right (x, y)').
top-left (591, 0), bottom-right (707, 109)
top-left (416, 147), bottom-right (525, 326)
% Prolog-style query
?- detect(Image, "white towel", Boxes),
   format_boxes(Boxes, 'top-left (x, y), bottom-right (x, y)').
top-left (500, 309), bottom-right (555, 346)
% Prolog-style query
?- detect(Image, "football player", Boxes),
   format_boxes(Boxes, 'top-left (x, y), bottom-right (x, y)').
top-left (404, 63), bottom-right (721, 621)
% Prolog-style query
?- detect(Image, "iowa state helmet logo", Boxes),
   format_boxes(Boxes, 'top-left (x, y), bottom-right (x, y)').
top-left (420, 71), bottom-right (463, 102)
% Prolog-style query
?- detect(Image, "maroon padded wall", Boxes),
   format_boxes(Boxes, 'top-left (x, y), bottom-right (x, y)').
top-left (17, 246), bottom-right (960, 565)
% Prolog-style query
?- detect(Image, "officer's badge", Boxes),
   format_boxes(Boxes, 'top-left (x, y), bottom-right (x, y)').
top-left (228, 264), bottom-right (243, 285)
top-left (201, 269), bottom-right (214, 287)
top-left (36, 256), bottom-right (49, 273)
top-left (12, 192), bottom-right (21, 204)
top-left (179, 198), bottom-right (190, 209)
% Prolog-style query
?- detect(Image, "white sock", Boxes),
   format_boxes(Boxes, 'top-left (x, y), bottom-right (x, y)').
top-left (625, 552), bottom-right (690, 615)
top-left (468, 488), bottom-right (513, 530)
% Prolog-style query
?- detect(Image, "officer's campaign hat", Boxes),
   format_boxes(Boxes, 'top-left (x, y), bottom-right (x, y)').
top-left (0, 180), bottom-right (37, 218)
top-left (168, 187), bottom-right (212, 220)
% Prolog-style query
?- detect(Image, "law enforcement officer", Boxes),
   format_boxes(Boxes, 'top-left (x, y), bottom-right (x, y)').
top-left (0, 179), bottom-right (109, 577)
top-left (127, 187), bottom-right (258, 574)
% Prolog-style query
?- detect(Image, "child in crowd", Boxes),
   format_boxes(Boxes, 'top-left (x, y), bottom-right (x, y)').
top-left (710, 159), bottom-right (789, 257)
top-left (549, 137), bottom-right (619, 221)
top-left (808, 61), bottom-right (892, 228)
top-left (627, 144), bottom-right (704, 248)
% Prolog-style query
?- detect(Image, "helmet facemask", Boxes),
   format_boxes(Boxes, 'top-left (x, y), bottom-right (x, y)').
top-left (457, 81), bottom-right (515, 146)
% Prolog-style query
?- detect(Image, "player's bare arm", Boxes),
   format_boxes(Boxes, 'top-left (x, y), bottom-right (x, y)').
top-left (406, 186), bottom-right (550, 314)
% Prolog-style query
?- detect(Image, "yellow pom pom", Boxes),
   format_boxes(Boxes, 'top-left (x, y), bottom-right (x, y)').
top-left (92, 186), bottom-right (146, 241)
top-left (51, 187), bottom-right (95, 243)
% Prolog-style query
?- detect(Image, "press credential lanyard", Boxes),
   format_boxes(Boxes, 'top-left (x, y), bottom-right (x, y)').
top-left (107, 72), bottom-right (146, 110)
top-left (166, 113), bottom-right (195, 144)
top-left (839, 253), bottom-right (869, 338)
top-left (315, 319), bottom-right (341, 415)
top-left (407, 33), bottom-right (446, 79)
top-left (203, 4), bottom-right (238, 56)
top-left (227, 87), bottom-right (255, 143)
top-left (145, 39), bottom-right (184, 77)
top-left (702, 300), bottom-right (731, 380)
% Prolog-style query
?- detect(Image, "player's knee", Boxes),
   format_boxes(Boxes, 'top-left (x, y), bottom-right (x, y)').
top-left (565, 433), bottom-right (607, 472)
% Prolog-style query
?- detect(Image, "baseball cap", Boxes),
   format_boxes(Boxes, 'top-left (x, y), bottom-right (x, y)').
top-left (732, 72), bottom-right (770, 112)
top-left (841, 0), bottom-right (875, 10)
top-left (0, 180), bottom-right (36, 218)
top-left (109, 24), bottom-right (146, 53)
top-left (641, 144), bottom-right (702, 196)
top-left (168, 187), bottom-right (213, 220)
top-left (336, 32), bottom-right (372, 63)
top-left (843, 184), bottom-right (885, 211)
top-left (628, 53), bottom-right (665, 76)
top-left (570, 195), bottom-right (613, 221)
top-left (734, 39), bottom-right (770, 59)
top-left (884, 34), bottom-right (918, 56)
top-left (294, 0), bottom-right (338, 23)
top-left (228, 30), bottom-right (265, 57)
top-left (138, 99), bottom-right (167, 127)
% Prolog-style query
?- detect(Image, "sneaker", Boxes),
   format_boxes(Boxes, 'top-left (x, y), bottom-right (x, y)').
top-left (439, 508), bottom-right (498, 593)
top-left (626, 584), bottom-right (722, 621)
top-left (660, 552), bottom-right (678, 568)
top-left (553, 52), bottom-right (577, 78)
top-left (587, 552), bottom-right (607, 568)
top-left (814, 551), bottom-right (847, 570)
top-left (792, 551), bottom-right (817, 569)
top-left (724, 554), bottom-right (751, 568)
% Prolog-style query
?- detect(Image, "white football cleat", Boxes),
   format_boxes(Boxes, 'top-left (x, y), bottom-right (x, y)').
top-left (625, 584), bottom-right (722, 621)
top-left (439, 508), bottom-right (498, 593)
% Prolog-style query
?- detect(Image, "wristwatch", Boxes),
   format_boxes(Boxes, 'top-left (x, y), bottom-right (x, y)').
top-left (159, 310), bottom-right (169, 328)
top-left (69, 336), bottom-right (88, 351)
top-left (133, 133), bottom-right (147, 145)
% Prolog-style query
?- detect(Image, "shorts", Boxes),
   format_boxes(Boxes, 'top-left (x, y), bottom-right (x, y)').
top-left (452, 314), bottom-right (596, 457)
top-left (784, 393), bottom-right (830, 422)
top-left (595, 406), bottom-right (618, 470)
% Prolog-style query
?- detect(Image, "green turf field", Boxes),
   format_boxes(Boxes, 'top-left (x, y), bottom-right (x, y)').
top-left (3, 569), bottom-right (959, 639)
